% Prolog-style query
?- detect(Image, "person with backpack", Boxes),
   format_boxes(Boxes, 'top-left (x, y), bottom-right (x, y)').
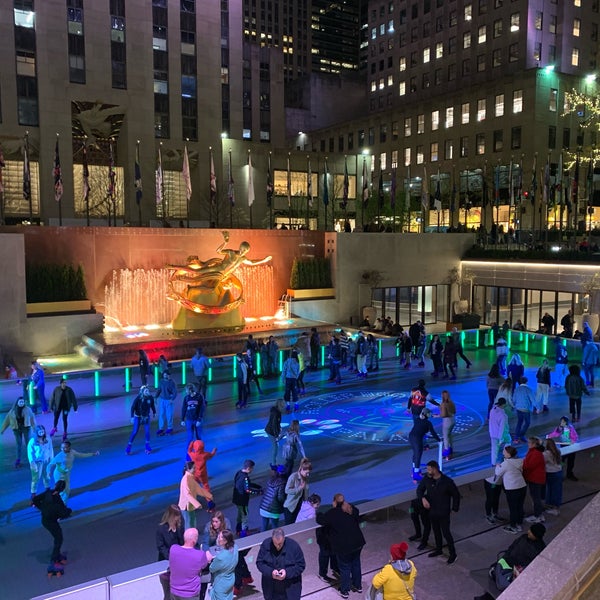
top-left (281, 420), bottom-right (306, 474)
top-left (371, 542), bottom-right (417, 600)
top-left (407, 379), bottom-right (440, 424)
top-left (534, 359), bottom-right (552, 413)
top-left (265, 399), bottom-right (286, 466)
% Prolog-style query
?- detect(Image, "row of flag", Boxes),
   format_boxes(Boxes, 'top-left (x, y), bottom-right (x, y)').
top-left (1, 141), bottom-right (596, 215)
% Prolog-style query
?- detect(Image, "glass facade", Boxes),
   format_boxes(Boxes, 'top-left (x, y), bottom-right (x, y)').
top-left (372, 284), bottom-right (449, 326)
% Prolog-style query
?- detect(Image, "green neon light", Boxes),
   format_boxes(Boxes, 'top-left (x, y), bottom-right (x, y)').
top-left (256, 353), bottom-right (262, 376)
top-left (154, 365), bottom-right (159, 388)
top-left (507, 331), bottom-right (511, 350)
top-left (208, 358), bottom-right (213, 383)
top-left (181, 361), bottom-right (187, 385)
top-left (542, 335), bottom-right (547, 356)
top-left (321, 345), bottom-right (326, 367)
top-left (232, 356), bottom-right (237, 380)
top-left (525, 334), bottom-right (530, 352)
top-left (378, 339), bottom-right (382, 359)
top-left (279, 350), bottom-right (284, 372)
top-left (94, 371), bottom-right (100, 397)
top-left (125, 367), bottom-right (130, 393)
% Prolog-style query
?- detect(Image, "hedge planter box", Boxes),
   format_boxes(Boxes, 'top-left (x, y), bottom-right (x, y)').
top-left (27, 300), bottom-right (92, 315)
top-left (287, 288), bottom-right (336, 300)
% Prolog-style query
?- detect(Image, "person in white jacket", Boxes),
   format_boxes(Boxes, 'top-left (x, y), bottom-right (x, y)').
top-left (495, 446), bottom-right (526, 534)
top-left (27, 425), bottom-right (54, 498)
top-left (489, 398), bottom-right (512, 466)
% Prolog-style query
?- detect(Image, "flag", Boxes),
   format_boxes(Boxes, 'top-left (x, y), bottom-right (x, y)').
top-left (210, 150), bottom-right (217, 206)
top-left (451, 178), bottom-right (458, 212)
top-left (587, 154), bottom-right (594, 207)
top-left (247, 153), bottom-right (255, 207)
top-left (53, 138), bottom-right (63, 203)
top-left (516, 162), bottom-right (523, 204)
top-left (362, 157), bottom-right (369, 205)
top-left (481, 172), bottom-right (488, 207)
top-left (378, 163), bottom-right (384, 209)
top-left (494, 165), bottom-right (500, 205)
top-left (0, 144), bottom-right (5, 193)
top-left (287, 156), bottom-right (291, 208)
top-left (307, 158), bottom-right (313, 207)
top-left (323, 159), bottom-right (329, 207)
top-left (390, 167), bottom-right (397, 209)
top-left (572, 155), bottom-right (579, 208)
top-left (341, 156), bottom-right (349, 210)
top-left (509, 160), bottom-right (514, 206)
top-left (155, 146), bottom-right (164, 206)
top-left (82, 144), bottom-right (91, 204)
top-left (421, 164), bottom-right (429, 211)
top-left (227, 151), bottom-right (235, 206)
top-left (23, 135), bottom-right (31, 202)
top-left (405, 165), bottom-right (411, 210)
top-left (108, 140), bottom-right (116, 199)
top-left (530, 155), bottom-right (537, 204)
top-left (182, 145), bottom-right (192, 203)
top-left (556, 152), bottom-right (563, 204)
top-left (266, 154), bottom-right (273, 207)
top-left (134, 143), bottom-right (142, 205)
top-left (543, 157), bottom-right (550, 204)
top-left (433, 171), bottom-right (442, 211)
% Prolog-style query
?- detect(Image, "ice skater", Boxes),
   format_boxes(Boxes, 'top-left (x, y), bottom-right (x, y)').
top-left (31, 361), bottom-right (48, 413)
top-left (138, 349), bottom-right (150, 386)
top-left (188, 439), bottom-right (217, 510)
top-left (126, 385), bottom-right (156, 455)
top-left (181, 383), bottom-right (205, 448)
top-left (47, 440), bottom-right (100, 502)
top-left (408, 408), bottom-right (441, 481)
top-left (27, 425), bottom-right (54, 499)
top-left (156, 371), bottom-right (177, 436)
top-left (1, 396), bottom-right (36, 468)
top-left (49, 378), bottom-right (78, 441)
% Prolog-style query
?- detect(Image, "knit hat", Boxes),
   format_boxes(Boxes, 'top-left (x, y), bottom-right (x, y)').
top-left (530, 523), bottom-right (546, 539)
top-left (390, 542), bottom-right (409, 561)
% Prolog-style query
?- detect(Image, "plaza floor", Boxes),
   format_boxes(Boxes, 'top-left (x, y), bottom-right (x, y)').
top-left (1, 340), bottom-right (599, 600)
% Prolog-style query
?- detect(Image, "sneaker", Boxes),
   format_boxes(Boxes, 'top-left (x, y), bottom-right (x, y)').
top-left (125, 444), bottom-right (132, 455)
top-left (485, 515), bottom-right (496, 525)
top-left (428, 550), bottom-right (443, 557)
top-left (417, 542), bottom-right (428, 551)
top-left (339, 592), bottom-right (349, 599)
top-left (543, 406), bottom-right (549, 412)
top-left (525, 515), bottom-right (545, 523)
top-left (318, 574), bottom-right (332, 583)
top-left (49, 428), bottom-right (57, 437)
top-left (408, 534), bottom-right (421, 541)
top-left (503, 525), bottom-right (519, 534)
top-left (515, 525), bottom-right (523, 532)
top-left (545, 508), bottom-right (560, 516)
top-left (492, 513), bottom-right (506, 522)
top-left (351, 587), bottom-right (363, 593)
top-left (165, 428), bottom-right (173, 435)
top-left (156, 430), bottom-right (164, 436)
top-left (566, 473), bottom-right (579, 481)
top-left (447, 554), bottom-right (458, 565)
top-left (241, 576), bottom-right (254, 585)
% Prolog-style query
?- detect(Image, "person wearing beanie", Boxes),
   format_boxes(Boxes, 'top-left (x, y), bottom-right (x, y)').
top-left (502, 523), bottom-right (546, 573)
top-left (371, 541), bottom-right (417, 600)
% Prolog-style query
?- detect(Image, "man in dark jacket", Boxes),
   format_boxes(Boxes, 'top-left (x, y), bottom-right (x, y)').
top-left (256, 528), bottom-right (305, 600)
top-left (49, 378), bottom-right (78, 440)
top-left (416, 460), bottom-right (460, 564)
top-left (32, 479), bottom-right (72, 566)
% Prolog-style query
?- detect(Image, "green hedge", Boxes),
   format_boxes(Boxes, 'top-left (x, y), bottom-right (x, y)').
top-left (289, 257), bottom-right (332, 289)
top-left (26, 264), bottom-right (87, 303)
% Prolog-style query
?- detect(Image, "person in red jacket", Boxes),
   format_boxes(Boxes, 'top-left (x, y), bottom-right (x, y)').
top-left (188, 439), bottom-right (217, 511)
top-left (523, 437), bottom-right (546, 524)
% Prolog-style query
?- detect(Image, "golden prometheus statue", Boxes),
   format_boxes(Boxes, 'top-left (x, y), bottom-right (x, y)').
top-left (167, 231), bottom-right (272, 332)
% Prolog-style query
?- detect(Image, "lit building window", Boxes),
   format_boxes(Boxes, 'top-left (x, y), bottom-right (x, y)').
top-left (430, 142), bottom-right (439, 162)
top-left (418, 114), bottom-right (425, 134)
top-left (476, 133), bottom-right (485, 155)
top-left (510, 13), bottom-right (520, 32)
top-left (446, 106), bottom-right (454, 128)
top-left (549, 15), bottom-right (557, 34)
top-left (534, 43), bottom-right (541, 62)
top-left (405, 117), bottom-right (412, 137)
top-left (404, 148), bottom-right (411, 167)
top-left (379, 77), bottom-right (385, 90)
top-left (387, 75), bottom-right (393, 86)
top-left (445, 140), bottom-right (454, 160)
top-left (462, 102), bottom-right (470, 124)
top-left (493, 19), bottom-right (502, 38)
top-left (573, 18), bottom-right (581, 37)
top-left (436, 42), bottom-right (443, 59)
top-left (416, 145), bottom-right (424, 164)
top-left (495, 94), bottom-right (504, 117)
top-left (513, 89), bottom-right (523, 113)
top-left (549, 88), bottom-right (558, 112)
top-left (464, 4), bottom-right (472, 21)
top-left (371, 27), bottom-right (377, 39)
top-left (399, 81), bottom-right (406, 95)
top-left (571, 48), bottom-right (579, 66)
top-left (371, 80), bottom-right (376, 92)
top-left (423, 47), bottom-right (430, 63)
top-left (399, 56), bottom-right (406, 71)
top-left (535, 11), bottom-right (542, 30)
top-left (391, 150), bottom-right (398, 168)
top-left (477, 98), bottom-right (486, 121)
top-left (478, 25), bottom-right (486, 44)
top-left (432, 110), bottom-right (440, 131)
top-left (463, 32), bottom-right (471, 49)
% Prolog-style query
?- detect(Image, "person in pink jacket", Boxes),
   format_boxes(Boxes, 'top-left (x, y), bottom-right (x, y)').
top-left (546, 416), bottom-right (579, 481)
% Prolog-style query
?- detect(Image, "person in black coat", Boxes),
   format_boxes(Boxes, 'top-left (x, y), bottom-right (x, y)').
top-left (156, 504), bottom-right (184, 600)
top-left (408, 408), bottom-right (441, 481)
top-left (316, 493), bottom-right (366, 599)
top-left (504, 523), bottom-right (546, 570)
top-left (32, 479), bottom-right (72, 566)
top-left (256, 528), bottom-right (306, 600)
top-left (416, 460), bottom-right (460, 564)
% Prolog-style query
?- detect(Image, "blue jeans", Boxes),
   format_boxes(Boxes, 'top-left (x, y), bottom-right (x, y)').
top-left (284, 378), bottom-right (298, 404)
top-left (336, 548), bottom-right (362, 594)
top-left (545, 470), bottom-right (563, 507)
top-left (514, 410), bottom-right (530, 441)
top-left (185, 419), bottom-right (202, 448)
top-left (158, 398), bottom-right (174, 430)
top-left (129, 416), bottom-right (150, 444)
top-left (261, 516), bottom-right (279, 531)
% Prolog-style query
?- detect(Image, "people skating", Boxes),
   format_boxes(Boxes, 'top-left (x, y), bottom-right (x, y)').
top-left (534, 359), bottom-right (552, 413)
top-left (281, 419), bottom-right (306, 474)
top-left (49, 378), bottom-right (78, 440)
top-left (47, 439), bottom-right (100, 501)
top-left (543, 439), bottom-right (563, 516)
top-left (440, 390), bottom-right (456, 460)
top-left (486, 364), bottom-right (505, 419)
top-left (138, 349), bottom-right (150, 386)
top-left (188, 440), bottom-right (217, 500)
top-left (1, 396), bottom-right (36, 468)
top-left (406, 379), bottom-right (439, 423)
top-left (156, 371), bottom-right (178, 436)
top-left (206, 529), bottom-right (238, 600)
top-left (309, 327), bottom-right (320, 370)
top-left (494, 377), bottom-right (514, 410)
top-left (27, 424), bottom-right (54, 498)
top-left (371, 542), bottom-right (417, 600)
top-left (259, 465), bottom-right (287, 531)
top-left (366, 333), bottom-right (379, 371)
top-left (283, 458), bottom-right (312, 525)
top-left (443, 335), bottom-right (459, 379)
top-left (191, 347), bottom-right (210, 398)
top-left (408, 408), bottom-right (441, 481)
top-left (168, 528), bottom-right (209, 600)
top-left (235, 353), bottom-right (249, 408)
top-left (178, 461), bottom-right (212, 530)
top-left (452, 326), bottom-right (473, 368)
top-left (327, 336), bottom-right (342, 383)
top-left (256, 528), bottom-right (306, 600)
top-left (231, 459), bottom-right (262, 536)
top-left (31, 361), bottom-right (48, 413)
top-left (263, 335), bottom-right (280, 378)
top-left (489, 398), bottom-right (512, 466)
top-left (244, 348), bottom-right (262, 395)
top-left (564, 364), bottom-right (590, 423)
top-left (316, 493), bottom-right (365, 599)
top-left (428, 334), bottom-right (444, 377)
top-left (295, 344), bottom-right (307, 394)
top-left (507, 354), bottom-right (525, 392)
top-left (32, 480), bottom-right (72, 571)
top-left (512, 376), bottom-right (535, 444)
top-left (265, 399), bottom-right (286, 465)
top-left (495, 446), bottom-right (526, 534)
top-left (582, 340), bottom-right (599, 386)
top-left (553, 337), bottom-right (569, 387)
top-left (126, 385), bottom-right (156, 455)
top-left (156, 504), bottom-right (185, 600)
top-left (496, 336), bottom-right (508, 376)
top-left (546, 416), bottom-right (579, 481)
top-left (281, 350), bottom-right (300, 412)
top-left (355, 330), bottom-right (368, 377)
top-left (523, 437), bottom-right (546, 524)
top-left (416, 460), bottom-right (460, 565)
top-left (157, 354), bottom-right (171, 376)
top-left (181, 383), bottom-right (205, 448)
top-left (483, 469), bottom-right (504, 525)
top-left (397, 330), bottom-right (412, 369)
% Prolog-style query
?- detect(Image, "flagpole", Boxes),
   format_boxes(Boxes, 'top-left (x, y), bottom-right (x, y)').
top-left (83, 139), bottom-right (90, 226)
top-left (0, 143), bottom-right (5, 226)
top-left (135, 140), bottom-right (142, 227)
top-left (247, 150), bottom-right (253, 229)
top-left (287, 153), bottom-right (292, 229)
top-left (24, 131), bottom-right (33, 221)
top-left (267, 152), bottom-right (273, 229)
top-left (54, 134), bottom-right (63, 226)
top-left (184, 139), bottom-right (190, 228)
top-left (306, 155), bottom-right (310, 229)
top-left (228, 148), bottom-right (233, 228)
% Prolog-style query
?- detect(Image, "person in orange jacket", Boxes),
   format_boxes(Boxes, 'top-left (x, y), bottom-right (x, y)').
top-left (188, 439), bottom-right (217, 510)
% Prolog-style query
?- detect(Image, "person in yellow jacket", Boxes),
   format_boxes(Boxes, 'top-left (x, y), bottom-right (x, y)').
top-left (371, 542), bottom-right (417, 600)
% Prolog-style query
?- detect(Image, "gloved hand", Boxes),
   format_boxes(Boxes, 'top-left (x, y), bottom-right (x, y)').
top-left (181, 421), bottom-right (186, 427)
